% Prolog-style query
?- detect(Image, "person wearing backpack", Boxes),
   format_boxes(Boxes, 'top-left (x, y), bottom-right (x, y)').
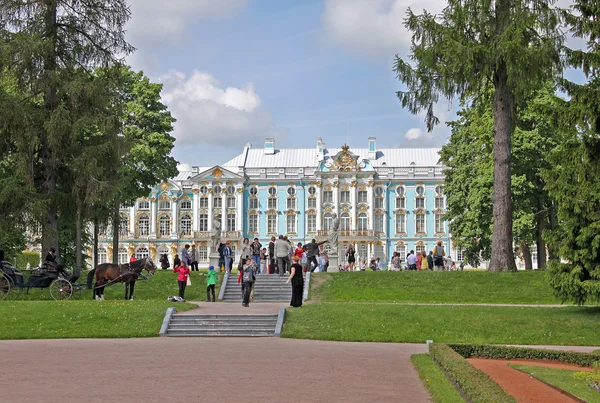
top-left (433, 241), bottom-right (445, 271)
top-left (203, 265), bottom-right (218, 302)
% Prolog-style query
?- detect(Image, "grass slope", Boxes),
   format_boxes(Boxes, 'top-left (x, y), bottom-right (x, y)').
top-left (0, 300), bottom-right (196, 339)
top-left (411, 354), bottom-right (465, 403)
top-left (282, 303), bottom-right (600, 345)
top-left (509, 364), bottom-right (600, 403)
top-left (310, 271), bottom-right (562, 304)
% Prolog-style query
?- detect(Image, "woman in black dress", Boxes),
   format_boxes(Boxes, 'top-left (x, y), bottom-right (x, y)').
top-left (346, 245), bottom-right (356, 272)
top-left (286, 256), bottom-right (304, 307)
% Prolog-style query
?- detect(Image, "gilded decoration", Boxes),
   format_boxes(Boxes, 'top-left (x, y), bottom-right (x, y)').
top-left (149, 243), bottom-right (157, 257)
top-left (160, 182), bottom-right (170, 191)
top-left (128, 243), bottom-right (135, 256)
top-left (199, 241), bottom-right (207, 246)
top-left (208, 188), bottom-right (213, 194)
top-left (330, 144), bottom-right (361, 172)
top-left (351, 180), bottom-right (357, 187)
top-left (150, 197), bottom-right (156, 202)
top-left (324, 206), bottom-right (332, 213)
top-left (396, 240), bottom-right (405, 246)
top-left (358, 205), bottom-right (368, 212)
top-left (341, 185), bottom-right (349, 191)
top-left (333, 181), bottom-right (339, 188)
top-left (169, 243), bottom-right (178, 255)
top-left (341, 206), bottom-right (349, 213)
top-left (107, 245), bottom-right (113, 257)
top-left (237, 188), bottom-right (244, 194)
top-left (171, 196), bottom-right (178, 202)
top-left (316, 181), bottom-right (322, 187)
top-left (285, 210), bottom-right (296, 216)
top-left (212, 168), bottom-right (223, 178)
top-left (368, 181), bottom-right (374, 187)
top-left (192, 188), bottom-right (199, 194)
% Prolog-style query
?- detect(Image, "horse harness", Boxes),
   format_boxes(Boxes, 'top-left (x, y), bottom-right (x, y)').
top-left (94, 260), bottom-right (150, 289)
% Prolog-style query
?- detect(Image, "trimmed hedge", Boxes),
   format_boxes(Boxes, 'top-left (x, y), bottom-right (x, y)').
top-left (429, 343), bottom-right (516, 403)
top-left (449, 344), bottom-right (600, 368)
top-left (12, 252), bottom-right (41, 270)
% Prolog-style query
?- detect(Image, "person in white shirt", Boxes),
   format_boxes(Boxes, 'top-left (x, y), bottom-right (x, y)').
top-left (406, 250), bottom-right (418, 270)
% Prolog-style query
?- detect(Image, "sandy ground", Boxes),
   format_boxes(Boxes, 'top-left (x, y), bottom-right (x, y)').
top-left (468, 358), bottom-right (592, 403)
top-left (2, 337), bottom-right (430, 403)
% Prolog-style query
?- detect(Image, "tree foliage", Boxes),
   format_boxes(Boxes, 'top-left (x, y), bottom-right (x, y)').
top-left (394, 0), bottom-right (564, 271)
top-left (544, 1), bottom-right (600, 304)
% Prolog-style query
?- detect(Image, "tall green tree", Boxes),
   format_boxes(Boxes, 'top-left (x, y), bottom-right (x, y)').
top-left (394, 0), bottom-right (563, 271)
top-left (0, 0), bottom-right (133, 260)
top-left (110, 67), bottom-right (178, 263)
top-left (544, 1), bottom-right (600, 304)
top-left (442, 89), bottom-right (559, 268)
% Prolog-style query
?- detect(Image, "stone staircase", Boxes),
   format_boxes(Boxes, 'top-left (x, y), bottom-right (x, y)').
top-left (164, 313), bottom-right (279, 337)
top-left (221, 274), bottom-right (295, 302)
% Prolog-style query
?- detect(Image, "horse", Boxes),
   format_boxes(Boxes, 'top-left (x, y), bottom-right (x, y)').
top-left (87, 258), bottom-right (156, 301)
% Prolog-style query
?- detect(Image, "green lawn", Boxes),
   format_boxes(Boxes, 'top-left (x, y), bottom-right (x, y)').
top-left (411, 354), bottom-right (465, 403)
top-left (281, 303), bottom-right (600, 345)
top-left (0, 300), bottom-right (196, 339)
top-left (10, 269), bottom-right (222, 302)
top-left (310, 271), bottom-right (563, 304)
top-left (509, 364), bottom-right (600, 403)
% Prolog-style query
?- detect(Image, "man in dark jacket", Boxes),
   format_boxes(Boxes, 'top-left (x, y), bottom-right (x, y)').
top-left (217, 242), bottom-right (226, 272)
top-left (427, 251), bottom-right (434, 271)
top-left (0, 247), bottom-right (4, 262)
top-left (303, 239), bottom-right (328, 272)
top-left (268, 236), bottom-right (276, 274)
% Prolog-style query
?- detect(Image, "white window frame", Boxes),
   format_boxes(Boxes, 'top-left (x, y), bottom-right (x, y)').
top-left (286, 214), bottom-right (296, 234)
top-left (358, 213), bottom-right (368, 231)
top-left (307, 214), bottom-right (317, 233)
top-left (199, 213), bottom-right (208, 232)
top-left (416, 213), bottom-right (426, 233)
top-left (249, 198), bottom-right (259, 210)
top-left (180, 214), bottom-right (192, 235)
top-left (267, 214), bottom-right (277, 234)
top-left (323, 190), bottom-right (333, 203)
top-left (248, 214), bottom-right (258, 234)
top-left (435, 213), bottom-right (445, 233)
top-left (159, 215), bottom-right (171, 236)
top-left (138, 216), bottom-right (149, 236)
top-left (396, 213), bottom-right (406, 234)
top-left (227, 213), bottom-right (236, 232)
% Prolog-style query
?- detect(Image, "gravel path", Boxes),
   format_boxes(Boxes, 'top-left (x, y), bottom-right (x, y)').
top-left (2, 338), bottom-right (430, 403)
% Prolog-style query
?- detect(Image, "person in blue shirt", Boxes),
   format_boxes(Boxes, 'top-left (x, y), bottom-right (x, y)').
top-left (223, 242), bottom-right (233, 273)
top-left (181, 244), bottom-right (191, 267)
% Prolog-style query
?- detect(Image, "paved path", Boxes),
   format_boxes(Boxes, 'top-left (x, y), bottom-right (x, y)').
top-left (318, 302), bottom-right (599, 308)
top-left (184, 301), bottom-right (286, 314)
top-left (2, 338), bottom-right (430, 403)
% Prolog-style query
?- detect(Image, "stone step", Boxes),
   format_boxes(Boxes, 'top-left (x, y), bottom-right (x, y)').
top-left (169, 324), bottom-right (276, 331)
top-left (172, 314), bottom-right (277, 319)
top-left (167, 331), bottom-right (274, 337)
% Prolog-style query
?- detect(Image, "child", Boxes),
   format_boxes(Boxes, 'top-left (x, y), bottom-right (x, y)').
top-left (173, 260), bottom-right (190, 301)
top-left (360, 258), bottom-right (367, 271)
top-left (203, 265), bottom-right (218, 302)
top-left (260, 247), bottom-right (267, 274)
top-left (376, 257), bottom-right (382, 271)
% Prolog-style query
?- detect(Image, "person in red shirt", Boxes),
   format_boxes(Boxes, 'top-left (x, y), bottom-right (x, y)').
top-left (173, 261), bottom-right (190, 300)
top-left (129, 254), bottom-right (136, 263)
top-left (294, 243), bottom-right (304, 259)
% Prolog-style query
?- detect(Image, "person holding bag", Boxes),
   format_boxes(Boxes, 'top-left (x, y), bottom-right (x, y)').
top-left (174, 260), bottom-right (190, 301)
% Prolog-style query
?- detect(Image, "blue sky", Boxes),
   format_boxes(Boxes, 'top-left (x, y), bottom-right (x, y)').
top-left (124, 0), bottom-right (581, 169)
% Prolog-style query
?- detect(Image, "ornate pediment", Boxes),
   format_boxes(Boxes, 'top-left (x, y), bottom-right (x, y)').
top-left (327, 144), bottom-right (362, 172)
top-left (188, 166), bottom-right (244, 181)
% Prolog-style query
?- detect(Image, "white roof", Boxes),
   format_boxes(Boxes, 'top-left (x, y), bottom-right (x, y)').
top-left (223, 147), bottom-right (442, 169)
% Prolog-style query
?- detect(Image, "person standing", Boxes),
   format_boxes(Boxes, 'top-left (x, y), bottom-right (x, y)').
top-left (406, 250), bottom-right (418, 270)
top-left (268, 236), bottom-right (276, 274)
top-left (346, 245), bottom-right (356, 271)
top-left (275, 235), bottom-right (291, 277)
top-left (160, 254), bottom-right (170, 270)
top-left (420, 251), bottom-right (429, 270)
top-left (391, 252), bottom-right (401, 271)
top-left (260, 247), bottom-right (268, 274)
top-left (433, 241), bottom-right (445, 271)
top-left (189, 244), bottom-right (198, 272)
top-left (181, 244), bottom-right (191, 267)
top-left (217, 241), bottom-right (226, 272)
top-left (223, 242), bottom-right (233, 273)
top-left (416, 251), bottom-right (423, 270)
top-left (427, 251), bottom-right (434, 271)
top-left (203, 265), bottom-right (218, 302)
top-left (294, 243), bottom-right (304, 260)
top-left (174, 261), bottom-right (190, 301)
top-left (241, 238), bottom-right (251, 262)
top-left (251, 238), bottom-right (262, 269)
top-left (241, 258), bottom-right (257, 307)
top-left (303, 239), bottom-right (327, 272)
top-left (286, 256), bottom-right (304, 308)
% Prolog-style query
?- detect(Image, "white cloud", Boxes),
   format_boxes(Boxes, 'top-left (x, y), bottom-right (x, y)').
top-left (322, 0), bottom-right (446, 59)
top-left (160, 70), bottom-right (282, 148)
top-left (404, 127), bottom-right (424, 140)
top-left (177, 163), bottom-right (192, 172)
top-left (126, 0), bottom-right (247, 45)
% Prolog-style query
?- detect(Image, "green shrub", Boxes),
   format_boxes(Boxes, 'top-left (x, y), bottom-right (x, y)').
top-left (429, 343), bottom-right (516, 403)
top-left (12, 251), bottom-right (41, 269)
top-left (449, 344), bottom-right (600, 368)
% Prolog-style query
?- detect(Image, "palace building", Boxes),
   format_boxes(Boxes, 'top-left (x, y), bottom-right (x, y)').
top-left (95, 137), bottom-right (454, 269)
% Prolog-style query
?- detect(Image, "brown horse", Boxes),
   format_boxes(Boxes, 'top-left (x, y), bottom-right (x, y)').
top-left (87, 258), bottom-right (156, 300)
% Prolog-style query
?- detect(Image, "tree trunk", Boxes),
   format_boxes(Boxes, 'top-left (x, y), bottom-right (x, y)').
top-left (93, 216), bottom-right (99, 268)
top-left (521, 243), bottom-right (533, 271)
top-left (75, 202), bottom-right (82, 271)
top-left (112, 193), bottom-right (120, 264)
top-left (41, 2), bottom-right (59, 260)
top-left (536, 208), bottom-right (547, 270)
top-left (489, 60), bottom-right (517, 272)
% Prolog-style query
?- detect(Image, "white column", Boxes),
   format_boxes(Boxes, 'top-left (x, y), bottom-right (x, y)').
top-left (350, 182), bottom-right (356, 230)
top-left (171, 198), bottom-right (178, 236)
top-left (332, 182), bottom-right (339, 215)
top-left (236, 189), bottom-right (243, 232)
top-left (316, 184), bottom-right (322, 231)
top-left (208, 190), bottom-right (214, 231)
top-left (367, 184), bottom-right (374, 231)
top-left (129, 206), bottom-right (135, 235)
top-left (150, 198), bottom-right (157, 234)
top-left (192, 190), bottom-right (199, 232)
top-left (221, 198), bottom-right (227, 234)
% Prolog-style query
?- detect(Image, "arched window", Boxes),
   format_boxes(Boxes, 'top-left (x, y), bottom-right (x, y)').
top-left (287, 186), bottom-right (296, 196)
top-left (358, 213), bottom-right (368, 231)
top-left (308, 186), bottom-right (316, 195)
top-left (396, 186), bottom-right (405, 196)
top-left (138, 215), bottom-right (149, 236)
top-left (118, 214), bottom-right (129, 236)
top-left (340, 213), bottom-right (350, 231)
top-left (118, 247), bottom-right (128, 264)
top-left (213, 185), bottom-right (222, 195)
top-left (268, 186), bottom-right (277, 196)
top-left (249, 186), bottom-right (258, 195)
top-left (227, 185), bottom-right (236, 195)
top-left (180, 214), bottom-right (192, 235)
top-left (159, 215), bottom-right (171, 236)
top-left (136, 247), bottom-right (149, 260)
top-left (416, 242), bottom-right (427, 255)
top-left (98, 248), bottom-right (107, 265)
top-left (323, 213), bottom-right (333, 231)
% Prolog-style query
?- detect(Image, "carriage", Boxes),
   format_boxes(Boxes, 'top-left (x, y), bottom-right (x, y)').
top-left (0, 261), bottom-right (83, 300)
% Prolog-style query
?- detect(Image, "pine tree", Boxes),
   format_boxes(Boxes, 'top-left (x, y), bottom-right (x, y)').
top-left (394, 0), bottom-right (563, 271)
top-left (0, 1), bottom-right (133, 260)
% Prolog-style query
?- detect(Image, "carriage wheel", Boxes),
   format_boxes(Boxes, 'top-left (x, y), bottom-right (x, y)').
top-left (50, 279), bottom-right (73, 300)
top-left (0, 275), bottom-right (10, 300)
